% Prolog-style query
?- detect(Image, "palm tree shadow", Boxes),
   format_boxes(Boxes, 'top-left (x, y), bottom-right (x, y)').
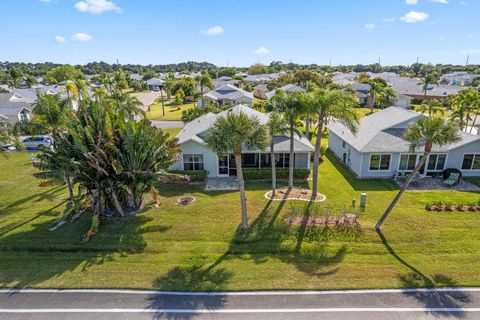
top-left (377, 229), bottom-right (470, 318)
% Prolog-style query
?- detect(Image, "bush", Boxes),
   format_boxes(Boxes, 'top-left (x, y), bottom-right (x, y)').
top-left (242, 168), bottom-right (310, 180)
top-left (168, 170), bottom-right (208, 182)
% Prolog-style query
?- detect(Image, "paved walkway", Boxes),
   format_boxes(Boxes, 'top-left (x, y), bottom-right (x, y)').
top-left (1, 288), bottom-right (480, 319)
top-left (396, 177), bottom-right (480, 191)
top-left (205, 177), bottom-right (239, 191)
top-left (150, 120), bottom-right (185, 129)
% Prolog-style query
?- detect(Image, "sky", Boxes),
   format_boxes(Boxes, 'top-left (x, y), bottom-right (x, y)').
top-left (1, 0), bottom-right (479, 67)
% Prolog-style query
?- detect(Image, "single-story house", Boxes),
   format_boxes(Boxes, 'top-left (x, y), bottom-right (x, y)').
top-left (146, 78), bottom-right (163, 91)
top-left (253, 84), bottom-right (269, 100)
top-left (200, 84), bottom-right (253, 107)
top-left (327, 107), bottom-right (480, 179)
top-left (212, 76), bottom-right (239, 89)
top-left (0, 93), bottom-right (33, 124)
top-left (170, 105), bottom-right (314, 177)
top-left (265, 83), bottom-right (306, 101)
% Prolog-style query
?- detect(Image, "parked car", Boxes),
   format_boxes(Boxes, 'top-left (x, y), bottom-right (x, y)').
top-left (22, 135), bottom-right (53, 150)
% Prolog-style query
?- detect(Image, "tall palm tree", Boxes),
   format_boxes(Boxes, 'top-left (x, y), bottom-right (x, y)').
top-left (92, 87), bottom-right (108, 102)
top-left (163, 76), bottom-right (176, 100)
top-left (417, 99), bottom-right (445, 116)
top-left (376, 117), bottom-right (461, 230)
top-left (205, 111), bottom-right (267, 231)
top-left (197, 74), bottom-right (215, 107)
top-left (368, 81), bottom-right (383, 113)
top-left (266, 111), bottom-right (288, 197)
top-left (283, 92), bottom-right (306, 190)
top-left (378, 86), bottom-right (397, 109)
top-left (311, 89), bottom-right (358, 198)
top-left (418, 73), bottom-right (439, 101)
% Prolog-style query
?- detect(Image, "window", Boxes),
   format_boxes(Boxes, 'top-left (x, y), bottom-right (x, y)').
top-left (399, 154), bottom-right (417, 171)
top-left (369, 154), bottom-right (391, 171)
top-left (427, 154), bottom-right (446, 171)
top-left (183, 154), bottom-right (204, 171)
top-left (462, 154), bottom-right (480, 170)
top-left (275, 153), bottom-right (290, 168)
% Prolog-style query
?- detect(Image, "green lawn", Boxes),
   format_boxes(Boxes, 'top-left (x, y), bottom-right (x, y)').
top-left (0, 152), bottom-right (479, 291)
top-left (147, 101), bottom-right (195, 121)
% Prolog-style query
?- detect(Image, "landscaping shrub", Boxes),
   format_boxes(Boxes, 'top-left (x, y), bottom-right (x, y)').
top-left (169, 170), bottom-right (208, 182)
top-left (242, 168), bottom-right (310, 180)
top-left (425, 200), bottom-right (480, 212)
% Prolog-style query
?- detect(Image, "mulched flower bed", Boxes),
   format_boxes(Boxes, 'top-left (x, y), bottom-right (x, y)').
top-left (284, 214), bottom-right (359, 227)
top-left (177, 195), bottom-right (196, 206)
top-left (426, 203), bottom-right (480, 212)
top-left (264, 187), bottom-right (326, 203)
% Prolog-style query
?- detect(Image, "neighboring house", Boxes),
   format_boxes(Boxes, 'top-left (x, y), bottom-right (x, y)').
top-left (170, 104), bottom-right (314, 177)
top-left (130, 73), bottom-right (143, 81)
top-left (212, 76), bottom-right (239, 89)
top-left (265, 83), bottom-right (306, 101)
top-left (327, 107), bottom-right (480, 179)
top-left (353, 83), bottom-right (371, 107)
top-left (389, 77), bottom-right (461, 102)
top-left (0, 93), bottom-right (33, 124)
top-left (146, 78), bottom-right (163, 91)
top-left (253, 84), bottom-right (269, 100)
top-left (441, 72), bottom-right (480, 86)
top-left (200, 84), bottom-right (253, 107)
top-left (130, 91), bottom-right (163, 111)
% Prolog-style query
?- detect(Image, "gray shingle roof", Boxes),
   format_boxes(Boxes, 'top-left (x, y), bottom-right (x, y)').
top-left (176, 104), bottom-right (314, 152)
top-left (203, 84), bottom-right (253, 101)
top-left (328, 107), bottom-right (480, 153)
top-left (146, 78), bottom-right (163, 86)
top-left (265, 83), bottom-right (305, 100)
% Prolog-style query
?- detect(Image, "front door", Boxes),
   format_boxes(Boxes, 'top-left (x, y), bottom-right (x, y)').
top-left (218, 155), bottom-right (229, 176)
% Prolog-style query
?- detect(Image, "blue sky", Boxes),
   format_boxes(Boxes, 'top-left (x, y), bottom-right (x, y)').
top-left (1, 0), bottom-right (479, 66)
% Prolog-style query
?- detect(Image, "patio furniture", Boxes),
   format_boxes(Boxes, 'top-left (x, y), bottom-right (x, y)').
top-left (443, 172), bottom-right (461, 186)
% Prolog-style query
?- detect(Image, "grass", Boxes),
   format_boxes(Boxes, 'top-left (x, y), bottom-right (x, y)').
top-left (147, 101), bottom-right (195, 121)
top-left (0, 152), bottom-right (479, 291)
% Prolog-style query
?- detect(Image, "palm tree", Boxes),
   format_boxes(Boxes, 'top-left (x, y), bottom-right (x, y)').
top-left (418, 72), bottom-right (439, 102)
top-left (283, 92), bottom-right (307, 190)
top-left (205, 111), bottom-right (267, 231)
top-left (417, 99), bottom-right (445, 116)
top-left (268, 88), bottom-right (287, 110)
top-left (197, 74), bottom-right (215, 106)
top-left (376, 117), bottom-right (461, 230)
top-left (311, 89), bottom-right (358, 198)
top-left (378, 86), bottom-right (397, 109)
top-left (266, 111), bottom-right (288, 197)
top-left (163, 76), bottom-right (176, 100)
top-left (92, 87), bottom-right (108, 102)
top-left (368, 81), bottom-right (383, 113)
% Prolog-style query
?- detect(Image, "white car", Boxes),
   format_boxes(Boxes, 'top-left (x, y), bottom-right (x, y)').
top-left (22, 135), bottom-right (54, 150)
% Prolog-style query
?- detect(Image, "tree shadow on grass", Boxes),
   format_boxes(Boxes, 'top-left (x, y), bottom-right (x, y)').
top-left (377, 229), bottom-right (470, 318)
top-left (0, 204), bottom-right (170, 289)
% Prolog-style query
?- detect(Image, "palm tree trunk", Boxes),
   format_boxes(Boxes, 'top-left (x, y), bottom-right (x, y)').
top-left (270, 140), bottom-right (276, 197)
top-left (64, 172), bottom-right (74, 201)
top-left (469, 111), bottom-right (479, 134)
top-left (311, 118), bottom-right (323, 198)
top-left (376, 152), bottom-right (429, 230)
top-left (288, 126), bottom-right (294, 190)
top-left (200, 85), bottom-right (204, 107)
top-left (305, 115), bottom-right (310, 140)
top-left (234, 151), bottom-right (248, 231)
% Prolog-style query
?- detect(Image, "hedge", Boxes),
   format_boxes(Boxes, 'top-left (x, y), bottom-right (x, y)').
top-left (242, 168), bottom-right (310, 180)
top-left (168, 170), bottom-right (208, 182)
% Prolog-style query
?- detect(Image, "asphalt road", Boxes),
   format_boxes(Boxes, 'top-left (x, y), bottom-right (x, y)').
top-left (150, 120), bottom-right (185, 129)
top-left (1, 288), bottom-right (479, 320)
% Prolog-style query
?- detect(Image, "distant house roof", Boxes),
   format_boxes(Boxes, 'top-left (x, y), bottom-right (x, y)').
top-left (130, 73), bottom-right (143, 81)
top-left (265, 83), bottom-right (305, 100)
top-left (146, 78), bottom-right (163, 86)
top-left (387, 77), bottom-right (461, 98)
top-left (204, 84), bottom-right (253, 101)
top-left (253, 84), bottom-right (268, 91)
top-left (327, 107), bottom-right (480, 153)
top-left (176, 104), bottom-right (314, 152)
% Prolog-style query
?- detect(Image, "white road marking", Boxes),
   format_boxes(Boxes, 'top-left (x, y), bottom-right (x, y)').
top-left (0, 308), bottom-right (479, 314)
top-left (0, 287), bottom-right (480, 296)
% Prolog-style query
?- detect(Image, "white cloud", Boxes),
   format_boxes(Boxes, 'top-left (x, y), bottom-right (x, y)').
top-left (204, 25), bottom-right (224, 36)
top-left (54, 35), bottom-right (66, 43)
top-left (406, 0), bottom-right (418, 4)
top-left (400, 11), bottom-right (429, 23)
top-left (383, 17), bottom-right (396, 22)
top-left (71, 33), bottom-right (93, 42)
top-left (430, 0), bottom-right (448, 3)
top-left (74, 0), bottom-right (122, 14)
top-left (253, 46), bottom-right (269, 55)
top-left (364, 23), bottom-right (375, 30)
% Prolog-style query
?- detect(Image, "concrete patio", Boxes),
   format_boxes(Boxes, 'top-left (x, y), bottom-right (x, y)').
top-left (205, 177), bottom-right (239, 191)
top-left (395, 177), bottom-right (480, 191)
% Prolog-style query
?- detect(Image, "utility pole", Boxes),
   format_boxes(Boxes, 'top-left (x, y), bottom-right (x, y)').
top-left (466, 55), bottom-right (470, 66)
top-left (416, 56), bottom-right (419, 64)
top-left (329, 58), bottom-right (332, 67)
